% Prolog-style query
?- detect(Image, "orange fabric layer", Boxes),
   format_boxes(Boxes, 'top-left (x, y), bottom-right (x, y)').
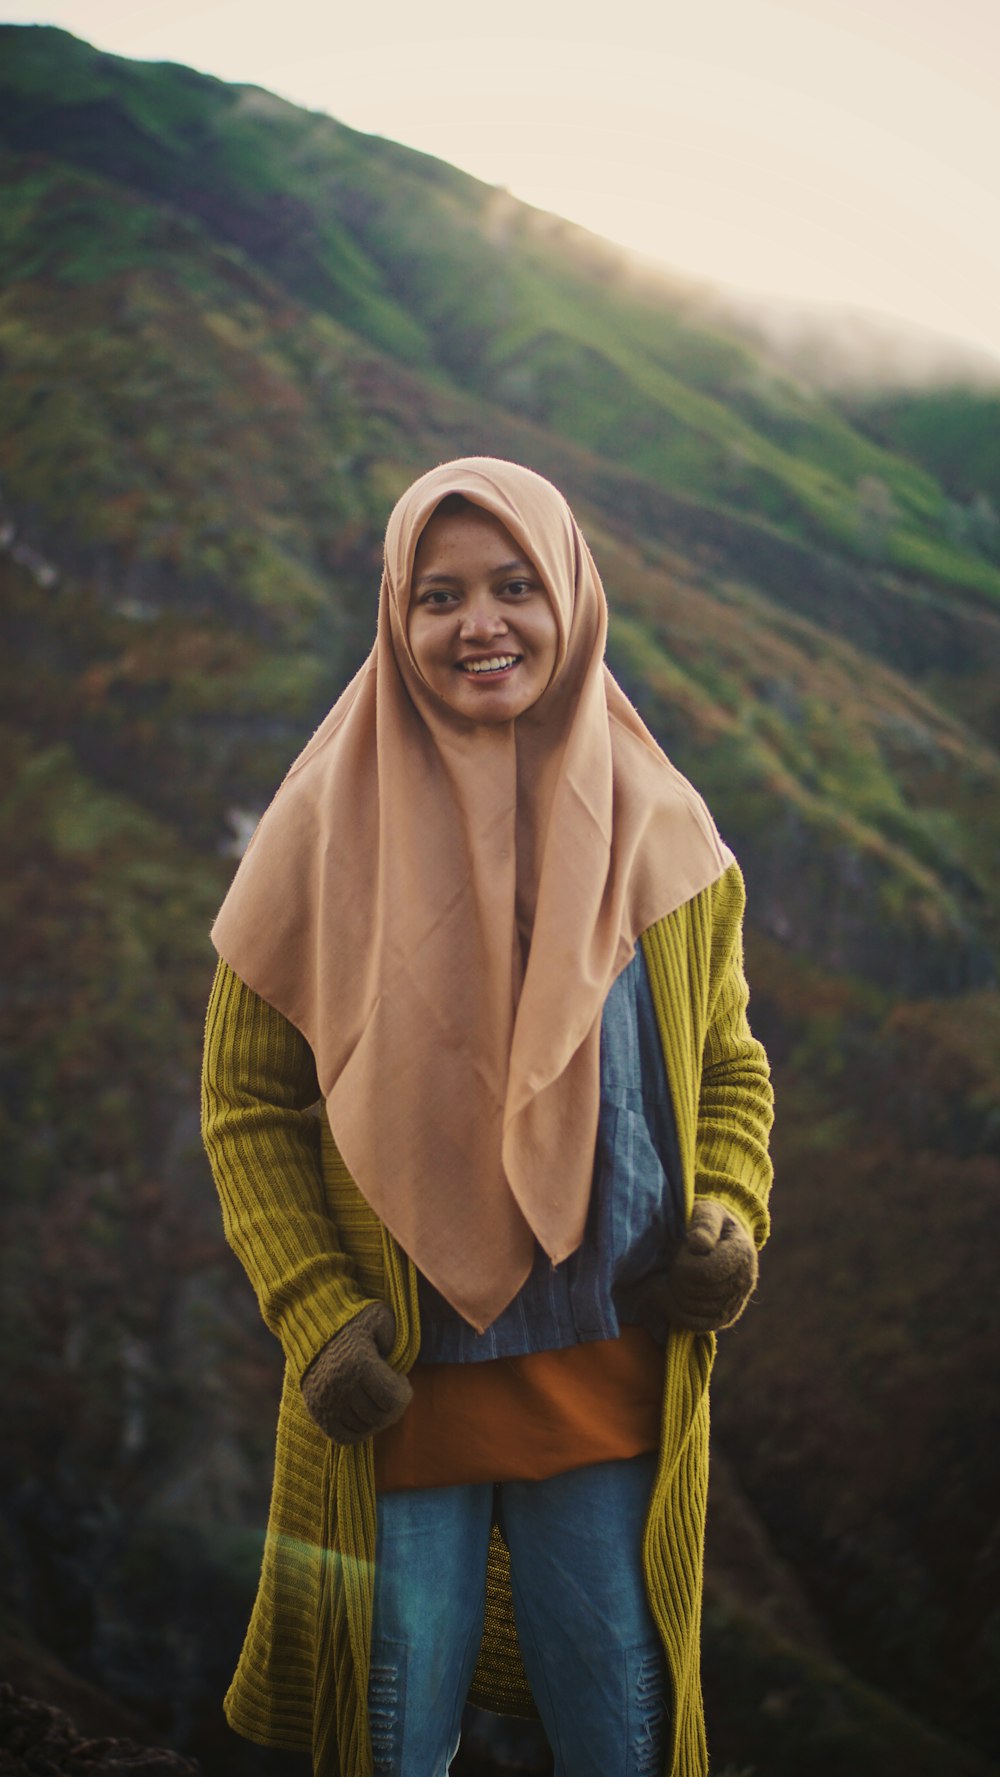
top-left (373, 1326), bottom-right (665, 1490)
top-left (212, 458), bottom-right (733, 1331)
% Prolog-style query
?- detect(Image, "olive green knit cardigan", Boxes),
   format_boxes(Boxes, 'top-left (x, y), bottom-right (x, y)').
top-left (201, 860), bottom-right (773, 1777)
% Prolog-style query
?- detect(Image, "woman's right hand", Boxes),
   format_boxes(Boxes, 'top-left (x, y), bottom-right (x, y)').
top-left (301, 1301), bottom-right (413, 1444)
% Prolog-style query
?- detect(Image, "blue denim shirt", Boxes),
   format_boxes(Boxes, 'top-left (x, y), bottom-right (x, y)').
top-left (417, 946), bottom-right (685, 1362)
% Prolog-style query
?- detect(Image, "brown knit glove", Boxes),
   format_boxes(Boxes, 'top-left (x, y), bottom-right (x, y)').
top-left (657, 1199), bottom-right (759, 1333)
top-left (301, 1301), bottom-right (412, 1444)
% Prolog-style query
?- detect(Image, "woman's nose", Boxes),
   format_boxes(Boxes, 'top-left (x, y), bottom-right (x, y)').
top-left (459, 597), bottom-right (506, 639)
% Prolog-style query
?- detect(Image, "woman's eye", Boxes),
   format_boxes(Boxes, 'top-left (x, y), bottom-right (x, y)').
top-left (504, 580), bottom-right (532, 597)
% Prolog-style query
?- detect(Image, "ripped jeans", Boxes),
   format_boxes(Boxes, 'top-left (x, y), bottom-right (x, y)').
top-left (368, 1452), bottom-right (668, 1777)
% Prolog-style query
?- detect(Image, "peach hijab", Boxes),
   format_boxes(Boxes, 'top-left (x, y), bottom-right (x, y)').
top-left (211, 457), bottom-right (733, 1331)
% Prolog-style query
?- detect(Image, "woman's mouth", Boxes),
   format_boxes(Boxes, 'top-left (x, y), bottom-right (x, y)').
top-left (456, 654), bottom-right (521, 676)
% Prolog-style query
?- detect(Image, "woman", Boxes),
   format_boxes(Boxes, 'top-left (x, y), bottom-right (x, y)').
top-left (202, 457), bottom-right (773, 1777)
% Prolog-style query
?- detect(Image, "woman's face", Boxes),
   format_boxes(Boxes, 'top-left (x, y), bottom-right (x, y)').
top-left (408, 502), bottom-right (559, 725)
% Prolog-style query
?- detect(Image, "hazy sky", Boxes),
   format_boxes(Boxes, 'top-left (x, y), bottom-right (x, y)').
top-left (7, 0), bottom-right (1000, 361)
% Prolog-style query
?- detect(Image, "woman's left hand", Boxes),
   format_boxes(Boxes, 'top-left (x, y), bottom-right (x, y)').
top-left (655, 1200), bottom-right (759, 1333)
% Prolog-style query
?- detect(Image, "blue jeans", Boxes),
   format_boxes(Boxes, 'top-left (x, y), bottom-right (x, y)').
top-left (368, 1453), bottom-right (667, 1777)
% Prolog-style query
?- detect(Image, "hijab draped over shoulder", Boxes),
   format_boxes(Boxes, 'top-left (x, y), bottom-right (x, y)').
top-left (211, 457), bottom-right (733, 1330)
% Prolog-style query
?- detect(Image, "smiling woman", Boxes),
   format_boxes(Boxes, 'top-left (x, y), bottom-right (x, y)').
top-left (201, 456), bottom-right (773, 1777)
top-left (408, 494), bottom-right (559, 723)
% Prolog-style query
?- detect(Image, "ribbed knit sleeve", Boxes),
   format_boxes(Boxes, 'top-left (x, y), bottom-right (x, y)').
top-left (694, 865), bottom-right (773, 1246)
top-left (642, 863), bottom-right (773, 1253)
top-left (201, 957), bottom-right (374, 1379)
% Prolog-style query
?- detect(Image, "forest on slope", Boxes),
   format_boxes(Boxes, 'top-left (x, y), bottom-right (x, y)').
top-left (1, 24), bottom-right (999, 1775)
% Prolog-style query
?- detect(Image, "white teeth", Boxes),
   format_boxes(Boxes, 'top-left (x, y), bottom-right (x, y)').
top-left (461, 655), bottom-right (518, 674)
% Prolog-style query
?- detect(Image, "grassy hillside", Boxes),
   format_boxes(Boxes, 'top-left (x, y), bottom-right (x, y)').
top-left (841, 386), bottom-right (1000, 505)
top-left (4, 23), bottom-right (1000, 611)
top-left (1, 24), bottom-right (998, 1776)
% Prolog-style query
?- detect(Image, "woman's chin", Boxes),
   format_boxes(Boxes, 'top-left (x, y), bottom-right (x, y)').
top-left (442, 663), bottom-right (544, 723)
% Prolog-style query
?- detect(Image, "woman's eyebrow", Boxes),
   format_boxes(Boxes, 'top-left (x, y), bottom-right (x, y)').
top-left (413, 558), bottom-right (534, 588)
top-left (494, 558), bottom-right (534, 575)
top-left (413, 569), bottom-right (460, 587)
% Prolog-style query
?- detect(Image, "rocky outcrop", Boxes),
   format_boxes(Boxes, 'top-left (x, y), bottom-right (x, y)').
top-left (0, 1682), bottom-right (199, 1776)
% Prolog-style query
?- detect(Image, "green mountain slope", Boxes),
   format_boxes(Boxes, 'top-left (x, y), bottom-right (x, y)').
top-left (841, 385), bottom-right (1000, 506)
top-left (1, 24), bottom-right (998, 1776)
top-left (3, 22), bottom-right (1000, 610)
